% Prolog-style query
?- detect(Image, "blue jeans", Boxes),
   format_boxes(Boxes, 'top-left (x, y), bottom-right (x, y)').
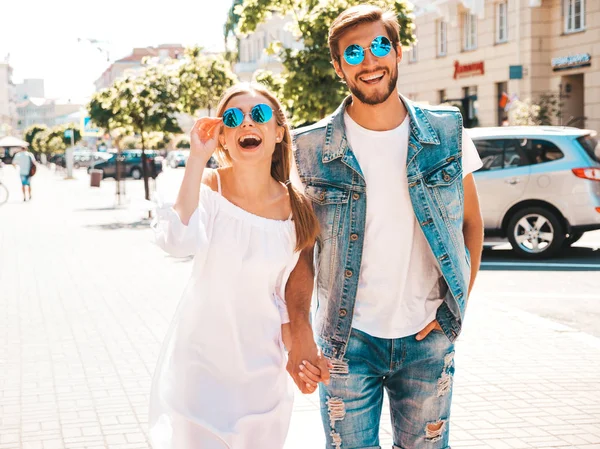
top-left (319, 328), bottom-right (455, 449)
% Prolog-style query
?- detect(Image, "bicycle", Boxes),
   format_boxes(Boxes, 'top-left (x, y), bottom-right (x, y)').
top-left (0, 162), bottom-right (8, 205)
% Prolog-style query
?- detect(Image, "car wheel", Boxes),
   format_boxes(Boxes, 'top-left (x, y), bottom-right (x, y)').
top-left (131, 167), bottom-right (142, 179)
top-left (507, 207), bottom-right (565, 259)
top-left (74, 162), bottom-right (80, 169)
top-left (562, 231), bottom-right (583, 248)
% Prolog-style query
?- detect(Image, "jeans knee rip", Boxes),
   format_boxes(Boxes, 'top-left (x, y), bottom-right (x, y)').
top-left (437, 351), bottom-right (455, 397)
top-left (326, 396), bottom-right (346, 449)
top-left (329, 358), bottom-right (349, 376)
top-left (425, 420), bottom-right (446, 442)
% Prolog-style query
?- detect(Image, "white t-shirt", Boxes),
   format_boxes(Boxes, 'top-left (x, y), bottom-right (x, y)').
top-left (13, 151), bottom-right (33, 176)
top-left (344, 112), bottom-right (482, 338)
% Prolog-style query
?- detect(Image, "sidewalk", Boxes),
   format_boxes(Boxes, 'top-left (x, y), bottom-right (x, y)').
top-left (0, 167), bottom-right (599, 449)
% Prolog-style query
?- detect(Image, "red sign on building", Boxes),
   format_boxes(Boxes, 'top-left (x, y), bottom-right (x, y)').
top-left (453, 60), bottom-right (485, 79)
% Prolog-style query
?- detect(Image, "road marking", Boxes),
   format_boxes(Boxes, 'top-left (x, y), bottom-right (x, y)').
top-left (481, 261), bottom-right (600, 269)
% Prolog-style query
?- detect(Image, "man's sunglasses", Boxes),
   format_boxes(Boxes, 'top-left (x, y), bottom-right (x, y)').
top-left (222, 103), bottom-right (274, 128)
top-left (343, 35), bottom-right (392, 66)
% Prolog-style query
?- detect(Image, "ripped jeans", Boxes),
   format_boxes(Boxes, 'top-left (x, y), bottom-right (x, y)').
top-left (319, 328), bottom-right (455, 449)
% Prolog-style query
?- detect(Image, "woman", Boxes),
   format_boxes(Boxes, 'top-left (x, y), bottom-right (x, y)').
top-left (149, 83), bottom-right (324, 449)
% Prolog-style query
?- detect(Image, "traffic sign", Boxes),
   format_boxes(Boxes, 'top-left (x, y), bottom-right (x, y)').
top-left (80, 116), bottom-right (102, 137)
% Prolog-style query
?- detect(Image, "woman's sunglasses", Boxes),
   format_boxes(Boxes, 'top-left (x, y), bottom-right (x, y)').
top-left (222, 103), bottom-right (274, 128)
top-left (343, 35), bottom-right (392, 66)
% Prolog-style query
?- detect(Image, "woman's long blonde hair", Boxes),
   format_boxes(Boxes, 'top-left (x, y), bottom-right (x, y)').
top-left (214, 83), bottom-right (319, 251)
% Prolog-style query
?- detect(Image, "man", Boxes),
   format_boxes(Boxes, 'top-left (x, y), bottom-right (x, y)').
top-left (12, 147), bottom-right (36, 201)
top-left (285, 5), bottom-right (484, 449)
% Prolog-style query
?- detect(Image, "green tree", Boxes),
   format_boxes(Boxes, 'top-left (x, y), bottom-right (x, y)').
top-left (95, 64), bottom-right (182, 200)
top-left (509, 99), bottom-right (542, 126)
top-left (120, 135), bottom-right (142, 150)
top-left (55, 123), bottom-right (81, 147)
top-left (31, 124), bottom-right (81, 155)
top-left (178, 47), bottom-right (238, 116)
top-left (231, 0), bottom-right (415, 125)
top-left (537, 93), bottom-right (562, 126)
top-left (176, 136), bottom-right (191, 149)
top-left (24, 124), bottom-right (48, 153)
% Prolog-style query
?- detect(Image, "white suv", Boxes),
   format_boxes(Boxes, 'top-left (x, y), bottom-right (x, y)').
top-left (468, 126), bottom-right (600, 259)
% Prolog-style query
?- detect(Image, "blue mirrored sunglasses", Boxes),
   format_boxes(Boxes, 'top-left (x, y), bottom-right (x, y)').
top-left (222, 103), bottom-right (274, 128)
top-left (343, 36), bottom-right (392, 66)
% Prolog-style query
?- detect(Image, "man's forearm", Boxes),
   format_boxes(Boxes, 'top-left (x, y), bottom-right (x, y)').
top-left (285, 246), bottom-right (315, 330)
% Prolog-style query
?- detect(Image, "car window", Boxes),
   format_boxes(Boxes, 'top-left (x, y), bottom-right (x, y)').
top-left (577, 135), bottom-right (600, 163)
top-left (503, 139), bottom-right (529, 168)
top-left (473, 139), bottom-right (504, 171)
top-left (524, 139), bottom-right (564, 164)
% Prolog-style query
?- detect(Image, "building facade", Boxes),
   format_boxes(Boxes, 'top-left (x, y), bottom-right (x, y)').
top-left (234, 14), bottom-right (301, 81)
top-left (16, 79), bottom-right (45, 101)
top-left (95, 44), bottom-right (185, 91)
top-left (16, 98), bottom-right (83, 132)
top-left (0, 63), bottom-right (18, 131)
top-left (398, 0), bottom-right (599, 131)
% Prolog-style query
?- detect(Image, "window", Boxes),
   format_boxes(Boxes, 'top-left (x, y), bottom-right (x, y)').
top-left (564, 0), bottom-right (586, 33)
top-left (496, 2), bottom-right (508, 43)
top-left (474, 140), bottom-right (504, 171)
top-left (526, 139), bottom-right (565, 164)
top-left (439, 89), bottom-right (447, 104)
top-left (409, 30), bottom-right (418, 63)
top-left (473, 139), bottom-right (530, 171)
top-left (503, 139), bottom-right (527, 168)
top-left (438, 20), bottom-right (447, 56)
top-left (463, 13), bottom-right (478, 51)
top-left (577, 135), bottom-right (600, 163)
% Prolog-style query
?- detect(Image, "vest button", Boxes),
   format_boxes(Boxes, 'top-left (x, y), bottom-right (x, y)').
top-left (350, 234), bottom-right (358, 241)
top-left (339, 309), bottom-right (347, 317)
top-left (345, 270), bottom-right (353, 278)
top-left (319, 192), bottom-right (325, 200)
top-left (443, 172), bottom-right (451, 182)
top-left (352, 193), bottom-right (360, 200)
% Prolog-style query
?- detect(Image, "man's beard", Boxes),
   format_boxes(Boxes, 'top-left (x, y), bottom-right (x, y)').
top-left (345, 65), bottom-right (399, 106)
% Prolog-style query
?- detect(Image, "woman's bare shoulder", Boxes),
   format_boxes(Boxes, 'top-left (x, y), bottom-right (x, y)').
top-left (201, 168), bottom-right (219, 193)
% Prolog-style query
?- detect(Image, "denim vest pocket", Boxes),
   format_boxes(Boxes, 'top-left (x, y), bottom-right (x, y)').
top-left (424, 159), bottom-right (463, 220)
top-left (305, 185), bottom-right (350, 205)
top-left (306, 184), bottom-right (349, 243)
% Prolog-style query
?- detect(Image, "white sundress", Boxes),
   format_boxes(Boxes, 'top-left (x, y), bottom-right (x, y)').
top-left (149, 171), bottom-right (299, 449)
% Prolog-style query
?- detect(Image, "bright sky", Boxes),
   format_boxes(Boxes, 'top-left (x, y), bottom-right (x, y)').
top-left (0, 0), bottom-right (232, 103)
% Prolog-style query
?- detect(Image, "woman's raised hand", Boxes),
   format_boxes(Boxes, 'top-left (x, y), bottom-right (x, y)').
top-left (190, 117), bottom-right (223, 162)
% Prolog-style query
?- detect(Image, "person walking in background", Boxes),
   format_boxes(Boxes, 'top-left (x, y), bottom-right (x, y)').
top-left (12, 147), bottom-right (36, 202)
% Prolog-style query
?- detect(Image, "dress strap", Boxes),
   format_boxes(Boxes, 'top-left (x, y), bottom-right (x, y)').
top-left (215, 170), bottom-right (222, 195)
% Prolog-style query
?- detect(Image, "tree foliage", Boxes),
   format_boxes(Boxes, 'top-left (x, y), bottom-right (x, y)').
top-left (86, 46), bottom-right (237, 201)
top-left (231, 0), bottom-right (415, 125)
top-left (29, 123), bottom-right (81, 155)
top-left (24, 124), bottom-right (48, 151)
top-left (178, 47), bottom-right (238, 116)
top-left (88, 63), bottom-right (182, 200)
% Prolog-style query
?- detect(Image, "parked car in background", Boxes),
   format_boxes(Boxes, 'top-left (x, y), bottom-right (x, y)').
top-left (166, 150), bottom-right (190, 168)
top-left (73, 151), bottom-right (112, 169)
top-left (90, 150), bottom-right (164, 179)
top-left (469, 126), bottom-right (600, 259)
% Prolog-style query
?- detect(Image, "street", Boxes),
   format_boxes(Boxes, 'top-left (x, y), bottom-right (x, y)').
top-left (0, 165), bottom-right (599, 449)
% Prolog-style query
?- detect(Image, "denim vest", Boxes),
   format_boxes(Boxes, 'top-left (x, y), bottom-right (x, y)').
top-left (293, 95), bottom-right (471, 359)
